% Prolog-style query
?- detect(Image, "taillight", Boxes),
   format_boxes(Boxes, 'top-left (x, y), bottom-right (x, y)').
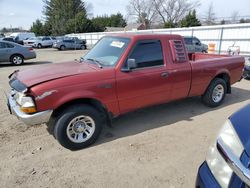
top-left (29, 47), bottom-right (33, 51)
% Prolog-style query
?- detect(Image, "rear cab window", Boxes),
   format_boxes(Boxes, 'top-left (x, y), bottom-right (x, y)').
top-left (126, 40), bottom-right (164, 69)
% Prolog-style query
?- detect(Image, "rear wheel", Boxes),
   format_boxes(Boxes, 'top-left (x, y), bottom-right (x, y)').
top-left (10, 54), bottom-right (24, 65)
top-left (53, 105), bottom-right (103, 150)
top-left (202, 78), bottom-right (227, 107)
top-left (60, 45), bottom-right (65, 50)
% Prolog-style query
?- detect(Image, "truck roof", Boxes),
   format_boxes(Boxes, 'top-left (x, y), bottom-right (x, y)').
top-left (107, 33), bottom-right (183, 40)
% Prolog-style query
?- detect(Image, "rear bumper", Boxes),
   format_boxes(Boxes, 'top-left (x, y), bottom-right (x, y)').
top-left (196, 162), bottom-right (220, 188)
top-left (24, 52), bottom-right (36, 60)
top-left (8, 95), bottom-right (52, 126)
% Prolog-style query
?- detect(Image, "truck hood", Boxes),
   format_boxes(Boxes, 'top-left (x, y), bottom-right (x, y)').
top-left (13, 61), bottom-right (97, 87)
top-left (230, 104), bottom-right (250, 156)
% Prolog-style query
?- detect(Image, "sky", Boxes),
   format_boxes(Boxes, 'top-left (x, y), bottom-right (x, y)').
top-left (0, 0), bottom-right (249, 30)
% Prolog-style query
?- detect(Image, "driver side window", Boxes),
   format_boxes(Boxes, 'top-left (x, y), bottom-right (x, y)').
top-left (128, 40), bottom-right (164, 69)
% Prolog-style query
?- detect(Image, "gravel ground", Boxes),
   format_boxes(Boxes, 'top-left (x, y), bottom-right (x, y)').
top-left (0, 48), bottom-right (249, 188)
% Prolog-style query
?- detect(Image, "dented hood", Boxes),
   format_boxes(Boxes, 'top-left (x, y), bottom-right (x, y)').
top-left (12, 61), bottom-right (97, 87)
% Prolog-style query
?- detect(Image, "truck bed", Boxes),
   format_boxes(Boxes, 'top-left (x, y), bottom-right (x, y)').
top-left (188, 53), bottom-right (245, 97)
top-left (188, 53), bottom-right (230, 61)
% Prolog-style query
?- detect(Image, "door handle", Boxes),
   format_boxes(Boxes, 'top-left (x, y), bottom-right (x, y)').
top-left (161, 72), bottom-right (169, 78)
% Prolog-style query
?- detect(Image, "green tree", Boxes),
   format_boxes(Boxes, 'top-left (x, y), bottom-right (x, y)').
top-left (220, 19), bottom-right (226, 25)
top-left (91, 13), bottom-right (127, 32)
top-left (240, 18), bottom-right (245, 23)
top-left (164, 21), bottom-right (177, 28)
top-left (180, 10), bottom-right (201, 27)
top-left (30, 19), bottom-right (45, 36)
top-left (91, 15), bottom-right (110, 32)
top-left (109, 13), bottom-right (127, 27)
top-left (1, 27), bottom-right (8, 33)
top-left (43, 0), bottom-right (89, 35)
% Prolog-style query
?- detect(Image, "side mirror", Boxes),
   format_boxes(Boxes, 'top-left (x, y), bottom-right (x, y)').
top-left (127, 59), bottom-right (137, 69)
top-left (121, 59), bottom-right (137, 72)
top-left (80, 57), bottom-right (84, 62)
top-left (195, 42), bottom-right (201, 46)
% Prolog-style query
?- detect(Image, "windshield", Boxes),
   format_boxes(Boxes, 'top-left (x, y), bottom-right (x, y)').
top-left (29, 37), bottom-right (37, 40)
top-left (83, 36), bottom-right (130, 67)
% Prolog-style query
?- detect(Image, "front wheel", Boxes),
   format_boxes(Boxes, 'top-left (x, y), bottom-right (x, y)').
top-left (60, 45), bottom-right (65, 50)
top-left (202, 78), bottom-right (227, 107)
top-left (54, 105), bottom-right (103, 150)
top-left (37, 43), bottom-right (42, 48)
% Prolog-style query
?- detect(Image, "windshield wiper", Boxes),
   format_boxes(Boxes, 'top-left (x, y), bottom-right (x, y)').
top-left (85, 58), bottom-right (103, 68)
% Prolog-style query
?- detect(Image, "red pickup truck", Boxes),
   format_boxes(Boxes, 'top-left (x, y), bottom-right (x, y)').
top-left (7, 34), bottom-right (244, 150)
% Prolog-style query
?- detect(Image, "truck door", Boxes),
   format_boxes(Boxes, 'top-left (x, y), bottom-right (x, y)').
top-left (116, 39), bottom-right (172, 113)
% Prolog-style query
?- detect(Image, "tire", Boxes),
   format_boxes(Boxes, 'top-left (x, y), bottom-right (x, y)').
top-left (202, 78), bottom-right (227, 107)
top-left (60, 45), bottom-right (65, 50)
top-left (80, 45), bottom-right (85, 50)
top-left (54, 104), bottom-right (103, 150)
top-left (37, 43), bottom-right (42, 48)
top-left (10, 54), bottom-right (24, 65)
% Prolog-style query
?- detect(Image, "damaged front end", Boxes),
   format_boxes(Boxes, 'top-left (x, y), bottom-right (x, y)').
top-left (7, 71), bottom-right (53, 126)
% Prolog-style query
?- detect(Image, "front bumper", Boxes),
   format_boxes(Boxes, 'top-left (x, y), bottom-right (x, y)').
top-left (8, 94), bottom-right (53, 126)
top-left (196, 162), bottom-right (220, 188)
top-left (243, 65), bottom-right (250, 79)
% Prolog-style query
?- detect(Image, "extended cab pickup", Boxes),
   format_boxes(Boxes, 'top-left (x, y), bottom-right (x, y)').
top-left (7, 34), bottom-right (245, 150)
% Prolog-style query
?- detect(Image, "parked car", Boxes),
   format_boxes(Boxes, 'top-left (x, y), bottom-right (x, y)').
top-left (7, 34), bottom-right (244, 150)
top-left (23, 37), bottom-right (38, 46)
top-left (243, 65), bottom-right (250, 80)
top-left (9, 32), bottom-right (35, 45)
top-left (0, 33), bottom-right (5, 38)
top-left (196, 103), bottom-right (250, 188)
top-left (0, 40), bottom-right (36, 65)
top-left (2, 37), bottom-right (15, 43)
top-left (243, 58), bottom-right (250, 80)
top-left (53, 37), bottom-right (87, 50)
top-left (183, 36), bottom-right (208, 53)
top-left (32, 36), bottom-right (56, 48)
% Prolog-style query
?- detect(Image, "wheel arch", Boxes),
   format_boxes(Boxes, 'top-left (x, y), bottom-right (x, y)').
top-left (51, 98), bottom-right (113, 126)
top-left (203, 72), bottom-right (231, 95)
top-left (214, 72), bottom-right (231, 93)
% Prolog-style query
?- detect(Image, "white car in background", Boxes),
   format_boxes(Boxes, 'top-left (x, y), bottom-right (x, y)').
top-left (23, 37), bottom-right (38, 46)
top-left (32, 36), bottom-right (56, 48)
top-left (9, 32), bottom-right (36, 45)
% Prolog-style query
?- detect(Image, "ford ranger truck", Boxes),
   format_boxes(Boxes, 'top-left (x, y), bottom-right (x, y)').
top-left (7, 34), bottom-right (245, 150)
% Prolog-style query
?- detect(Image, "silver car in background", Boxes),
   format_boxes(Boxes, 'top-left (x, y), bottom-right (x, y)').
top-left (53, 37), bottom-right (87, 50)
top-left (0, 41), bottom-right (36, 65)
top-left (33, 36), bottom-right (56, 48)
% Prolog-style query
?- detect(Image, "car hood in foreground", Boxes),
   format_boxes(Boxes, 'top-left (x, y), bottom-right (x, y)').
top-left (230, 104), bottom-right (250, 156)
top-left (12, 61), bottom-right (98, 87)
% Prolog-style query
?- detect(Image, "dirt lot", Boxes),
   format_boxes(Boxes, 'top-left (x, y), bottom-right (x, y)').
top-left (0, 48), bottom-right (249, 188)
